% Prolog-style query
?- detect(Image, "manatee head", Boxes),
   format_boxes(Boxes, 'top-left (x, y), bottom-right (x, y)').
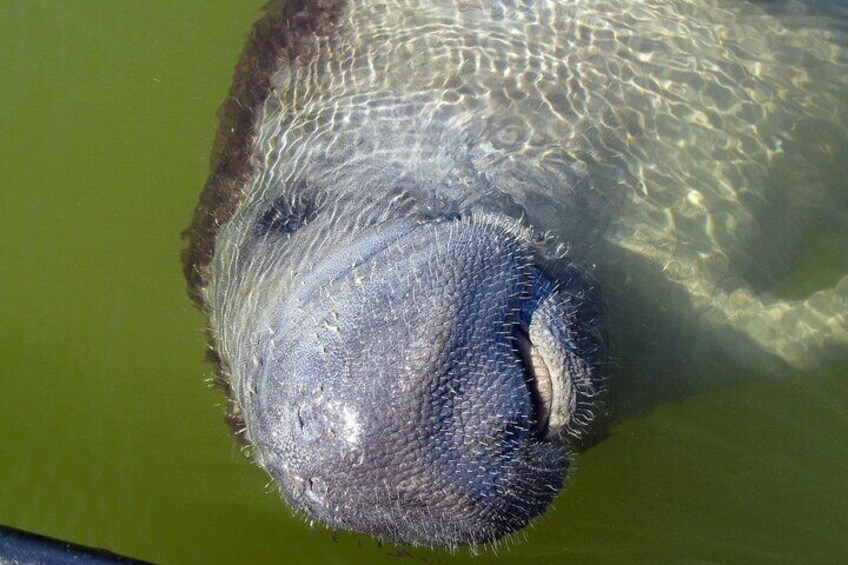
top-left (240, 214), bottom-right (602, 546)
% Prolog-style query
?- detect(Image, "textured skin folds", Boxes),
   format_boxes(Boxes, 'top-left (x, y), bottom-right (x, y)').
top-left (247, 217), bottom-right (599, 545)
top-left (183, 0), bottom-right (847, 547)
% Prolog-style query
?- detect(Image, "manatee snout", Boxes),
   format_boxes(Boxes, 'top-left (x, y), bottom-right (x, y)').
top-left (240, 215), bottom-right (602, 545)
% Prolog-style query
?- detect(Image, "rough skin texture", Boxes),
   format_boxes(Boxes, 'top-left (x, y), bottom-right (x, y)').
top-left (248, 216), bottom-right (601, 544)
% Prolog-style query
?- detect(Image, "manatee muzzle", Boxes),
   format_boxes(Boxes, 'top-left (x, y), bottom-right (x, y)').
top-left (243, 214), bottom-right (601, 545)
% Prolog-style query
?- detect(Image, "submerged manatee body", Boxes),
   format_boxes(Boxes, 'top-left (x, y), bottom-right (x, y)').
top-left (184, 0), bottom-right (848, 546)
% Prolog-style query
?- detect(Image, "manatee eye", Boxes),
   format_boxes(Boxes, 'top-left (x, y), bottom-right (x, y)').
top-left (515, 327), bottom-right (553, 437)
top-left (255, 186), bottom-right (318, 237)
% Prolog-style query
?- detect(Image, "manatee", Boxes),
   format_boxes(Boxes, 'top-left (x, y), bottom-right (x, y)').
top-left (183, 0), bottom-right (848, 547)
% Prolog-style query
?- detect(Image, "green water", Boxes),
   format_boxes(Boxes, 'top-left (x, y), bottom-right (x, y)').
top-left (1, 2), bottom-right (846, 563)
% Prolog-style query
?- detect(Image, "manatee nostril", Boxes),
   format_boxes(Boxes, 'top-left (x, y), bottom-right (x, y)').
top-left (515, 326), bottom-right (553, 437)
top-left (306, 477), bottom-right (328, 506)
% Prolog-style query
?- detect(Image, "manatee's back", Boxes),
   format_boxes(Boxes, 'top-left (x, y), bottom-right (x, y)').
top-left (215, 0), bottom-right (845, 272)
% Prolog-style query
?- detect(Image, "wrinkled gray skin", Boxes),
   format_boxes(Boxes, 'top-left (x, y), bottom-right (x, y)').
top-left (191, 0), bottom-right (848, 548)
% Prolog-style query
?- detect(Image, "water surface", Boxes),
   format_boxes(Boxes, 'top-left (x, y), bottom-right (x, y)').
top-left (1, 1), bottom-right (846, 563)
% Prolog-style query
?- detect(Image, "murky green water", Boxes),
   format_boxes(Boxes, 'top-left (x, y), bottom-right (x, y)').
top-left (1, 1), bottom-right (846, 563)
